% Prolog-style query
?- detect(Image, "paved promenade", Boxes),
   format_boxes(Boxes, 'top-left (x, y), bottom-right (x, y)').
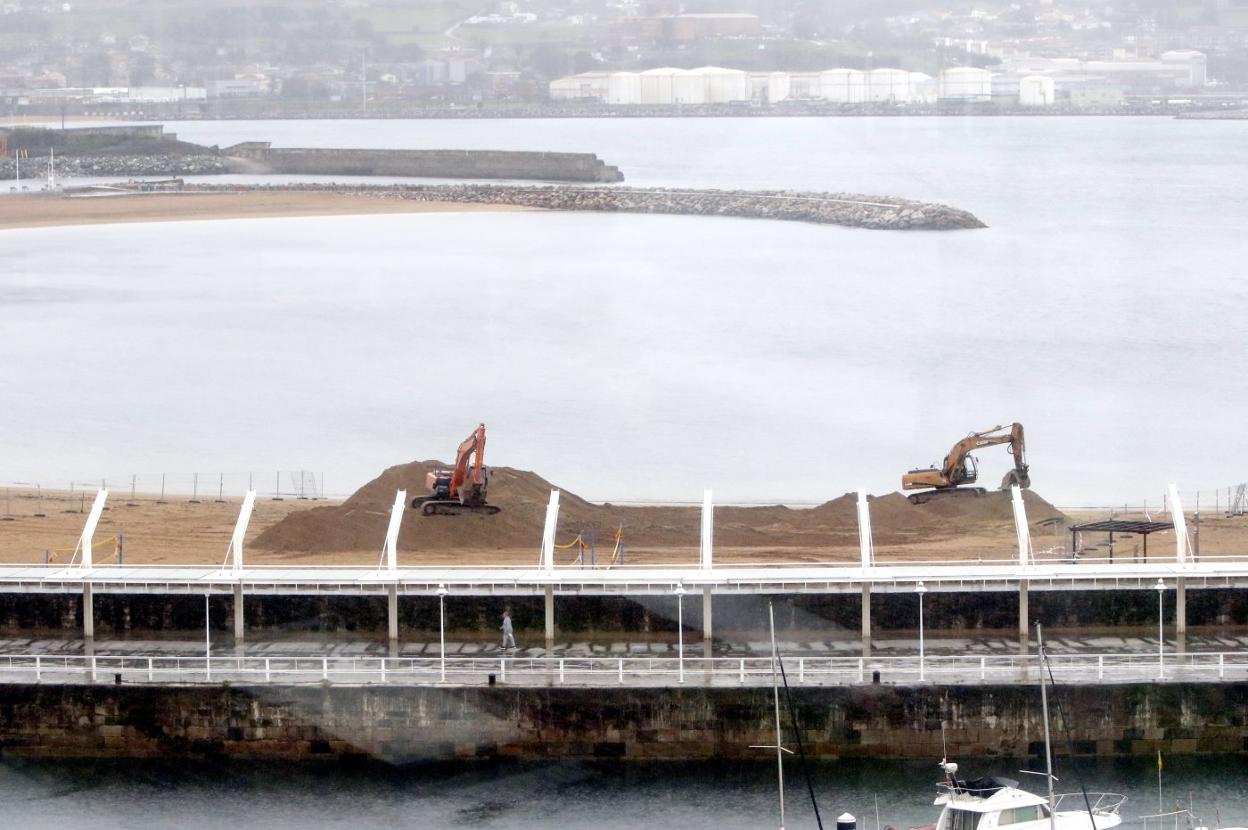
top-left (0, 632), bottom-right (1242, 688)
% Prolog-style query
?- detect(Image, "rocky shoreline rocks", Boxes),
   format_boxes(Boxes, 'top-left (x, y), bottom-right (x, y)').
top-left (0, 154), bottom-right (229, 180)
top-left (179, 182), bottom-right (987, 231)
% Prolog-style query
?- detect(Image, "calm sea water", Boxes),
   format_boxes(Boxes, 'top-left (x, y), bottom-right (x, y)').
top-left (0, 756), bottom-right (1244, 829)
top-left (2, 117), bottom-right (1247, 504)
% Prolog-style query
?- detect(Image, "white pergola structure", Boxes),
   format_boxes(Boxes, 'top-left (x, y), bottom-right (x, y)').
top-left (51, 483), bottom-right (1224, 656)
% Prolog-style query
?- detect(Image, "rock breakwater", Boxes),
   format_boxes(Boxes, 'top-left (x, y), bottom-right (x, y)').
top-left (182, 182), bottom-right (986, 231)
top-left (1, 154), bottom-right (229, 180)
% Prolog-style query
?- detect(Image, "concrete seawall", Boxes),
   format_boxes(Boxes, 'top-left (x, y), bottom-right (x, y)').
top-left (1, 683), bottom-right (1241, 762)
top-left (222, 143), bottom-right (624, 183)
top-left (180, 183), bottom-right (986, 231)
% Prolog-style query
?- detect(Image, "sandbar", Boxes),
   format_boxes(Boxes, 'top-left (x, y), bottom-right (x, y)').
top-left (0, 190), bottom-right (530, 230)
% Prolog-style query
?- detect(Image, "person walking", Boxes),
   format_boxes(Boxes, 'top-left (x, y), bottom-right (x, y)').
top-left (500, 609), bottom-right (516, 651)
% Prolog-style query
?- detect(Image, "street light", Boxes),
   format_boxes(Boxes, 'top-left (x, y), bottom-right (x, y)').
top-left (916, 581), bottom-right (928, 682)
top-left (1155, 579), bottom-right (1165, 679)
top-left (674, 584), bottom-right (686, 684)
top-left (437, 584), bottom-right (448, 682)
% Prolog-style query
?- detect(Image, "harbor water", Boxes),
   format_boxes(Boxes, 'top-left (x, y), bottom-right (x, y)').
top-left (0, 755), bottom-right (1245, 829)
top-left (3, 116), bottom-right (1247, 505)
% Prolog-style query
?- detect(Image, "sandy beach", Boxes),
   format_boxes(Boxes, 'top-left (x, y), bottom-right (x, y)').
top-left (0, 190), bottom-right (530, 230)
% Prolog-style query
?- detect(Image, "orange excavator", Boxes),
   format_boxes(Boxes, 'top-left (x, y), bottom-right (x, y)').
top-left (411, 423), bottom-right (502, 516)
top-left (902, 422), bottom-right (1030, 505)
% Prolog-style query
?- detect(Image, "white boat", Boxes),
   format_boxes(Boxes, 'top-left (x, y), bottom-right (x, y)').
top-left (929, 762), bottom-right (1124, 830)
top-left (918, 626), bottom-right (1125, 830)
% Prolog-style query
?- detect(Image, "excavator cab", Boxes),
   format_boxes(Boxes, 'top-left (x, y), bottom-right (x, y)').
top-left (960, 455), bottom-right (979, 485)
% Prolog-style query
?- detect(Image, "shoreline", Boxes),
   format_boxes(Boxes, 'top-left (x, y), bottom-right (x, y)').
top-left (0, 190), bottom-right (531, 230)
top-left (1, 183), bottom-right (986, 231)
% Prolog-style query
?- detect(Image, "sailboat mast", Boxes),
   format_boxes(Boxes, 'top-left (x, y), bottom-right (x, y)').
top-left (1037, 623), bottom-right (1057, 830)
top-left (769, 600), bottom-right (786, 830)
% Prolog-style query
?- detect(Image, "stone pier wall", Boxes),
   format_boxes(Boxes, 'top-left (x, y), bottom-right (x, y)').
top-left (223, 146), bottom-right (624, 182)
top-left (0, 683), bottom-right (1243, 763)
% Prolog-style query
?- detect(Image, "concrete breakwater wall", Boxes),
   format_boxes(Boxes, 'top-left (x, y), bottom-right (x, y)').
top-left (183, 182), bottom-right (987, 231)
top-left (222, 144), bottom-right (624, 183)
top-left (0, 683), bottom-right (1243, 762)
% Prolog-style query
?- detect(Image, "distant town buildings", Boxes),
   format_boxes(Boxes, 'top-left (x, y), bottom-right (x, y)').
top-left (549, 50), bottom-right (1211, 109)
top-left (0, 0), bottom-right (1242, 116)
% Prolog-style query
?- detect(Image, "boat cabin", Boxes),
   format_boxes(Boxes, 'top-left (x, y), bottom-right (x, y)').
top-left (936, 776), bottom-right (1053, 830)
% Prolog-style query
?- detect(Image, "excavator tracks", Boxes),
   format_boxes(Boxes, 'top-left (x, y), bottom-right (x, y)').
top-left (907, 487), bottom-right (988, 505)
top-left (418, 500), bottom-right (502, 517)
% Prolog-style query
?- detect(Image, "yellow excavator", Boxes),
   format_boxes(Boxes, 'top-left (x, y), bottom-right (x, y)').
top-left (902, 423), bottom-right (1030, 505)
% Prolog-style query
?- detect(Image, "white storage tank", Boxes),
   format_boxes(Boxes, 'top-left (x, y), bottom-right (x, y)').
top-left (908, 72), bottom-right (937, 104)
top-left (820, 69), bottom-right (866, 103)
top-left (606, 72), bottom-right (641, 104)
top-left (1019, 75), bottom-right (1056, 106)
top-left (867, 68), bottom-right (911, 103)
top-left (673, 70), bottom-right (706, 104)
top-left (639, 67), bottom-right (681, 104)
top-left (688, 66), bottom-right (749, 103)
top-left (1161, 50), bottom-right (1207, 86)
top-left (939, 67), bottom-right (992, 100)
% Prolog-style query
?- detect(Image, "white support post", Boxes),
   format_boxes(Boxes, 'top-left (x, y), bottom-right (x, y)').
top-left (228, 491), bottom-right (255, 646)
top-left (544, 586), bottom-right (555, 654)
top-left (1018, 582), bottom-right (1029, 653)
top-left (82, 583), bottom-right (94, 640)
top-left (233, 583), bottom-right (245, 643)
top-left (383, 490), bottom-right (406, 573)
top-left (700, 489), bottom-right (714, 570)
top-left (229, 490), bottom-right (257, 572)
top-left (540, 490), bottom-right (560, 572)
top-left (1176, 575), bottom-right (1187, 652)
top-left (387, 584), bottom-right (399, 648)
top-left (861, 583), bottom-right (872, 655)
top-left (702, 587), bottom-right (713, 658)
top-left (1011, 485), bottom-right (1032, 565)
top-left (1169, 483), bottom-right (1189, 564)
top-left (856, 489), bottom-right (874, 568)
top-left (78, 489), bottom-right (108, 569)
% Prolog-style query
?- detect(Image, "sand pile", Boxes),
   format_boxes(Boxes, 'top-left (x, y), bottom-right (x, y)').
top-left (252, 460), bottom-right (1068, 555)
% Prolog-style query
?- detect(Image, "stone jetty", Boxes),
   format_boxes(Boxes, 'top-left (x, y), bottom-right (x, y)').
top-left (0, 154), bottom-right (229, 180)
top-left (180, 182), bottom-right (987, 231)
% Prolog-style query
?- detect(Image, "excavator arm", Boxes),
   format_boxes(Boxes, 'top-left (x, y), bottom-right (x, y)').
top-left (941, 423), bottom-right (1027, 487)
top-left (447, 423), bottom-right (487, 500)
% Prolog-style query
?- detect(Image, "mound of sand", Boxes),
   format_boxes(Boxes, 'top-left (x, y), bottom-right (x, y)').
top-left (252, 460), bottom-right (1068, 555)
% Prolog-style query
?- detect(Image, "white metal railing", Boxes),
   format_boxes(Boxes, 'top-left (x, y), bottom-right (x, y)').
top-left (10, 553), bottom-right (1248, 570)
top-left (1053, 792), bottom-right (1128, 817)
top-left (3, 651), bottom-right (1246, 688)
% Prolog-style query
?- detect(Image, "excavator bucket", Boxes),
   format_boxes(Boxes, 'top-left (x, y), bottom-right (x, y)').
top-left (1001, 468), bottom-right (1031, 490)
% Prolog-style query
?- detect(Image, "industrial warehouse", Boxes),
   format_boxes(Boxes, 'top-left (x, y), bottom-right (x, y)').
top-left (549, 50), bottom-right (1210, 109)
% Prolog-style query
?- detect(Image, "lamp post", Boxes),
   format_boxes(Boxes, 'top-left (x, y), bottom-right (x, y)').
top-left (437, 584), bottom-right (448, 683)
top-left (916, 581), bottom-right (928, 682)
top-left (675, 584), bottom-right (686, 684)
top-left (1155, 579), bottom-right (1165, 679)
